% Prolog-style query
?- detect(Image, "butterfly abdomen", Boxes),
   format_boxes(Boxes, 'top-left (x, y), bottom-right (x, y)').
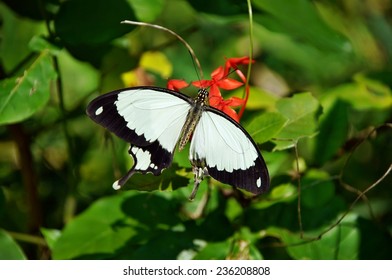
top-left (178, 89), bottom-right (208, 151)
top-left (178, 104), bottom-right (203, 150)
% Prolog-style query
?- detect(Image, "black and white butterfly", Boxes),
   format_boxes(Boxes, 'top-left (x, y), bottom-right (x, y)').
top-left (86, 86), bottom-right (269, 199)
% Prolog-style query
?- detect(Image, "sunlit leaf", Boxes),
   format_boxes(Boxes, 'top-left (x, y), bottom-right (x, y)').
top-left (246, 112), bottom-right (287, 144)
top-left (0, 51), bottom-right (57, 125)
top-left (193, 240), bottom-right (231, 260)
top-left (323, 75), bottom-right (392, 111)
top-left (40, 228), bottom-right (61, 251)
top-left (273, 92), bottom-right (320, 148)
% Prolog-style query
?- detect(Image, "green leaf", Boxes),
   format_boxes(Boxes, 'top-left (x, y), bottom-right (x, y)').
top-left (40, 228), bottom-right (61, 251)
top-left (126, 0), bottom-right (165, 22)
top-left (0, 229), bottom-right (26, 260)
top-left (252, 0), bottom-right (348, 52)
top-left (28, 36), bottom-right (62, 55)
top-left (52, 192), bottom-right (182, 259)
top-left (0, 3), bottom-right (46, 73)
top-left (0, 51), bottom-right (57, 125)
top-left (246, 112), bottom-right (287, 144)
top-left (267, 213), bottom-right (360, 259)
top-left (323, 75), bottom-right (392, 111)
top-left (193, 240), bottom-right (231, 260)
top-left (313, 99), bottom-right (349, 165)
top-left (301, 169), bottom-right (335, 209)
top-left (274, 92), bottom-right (320, 148)
top-left (55, 0), bottom-right (135, 46)
top-left (52, 192), bottom-right (139, 259)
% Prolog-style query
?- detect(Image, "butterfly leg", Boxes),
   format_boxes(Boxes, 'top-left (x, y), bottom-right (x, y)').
top-left (189, 164), bottom-right (208, 201)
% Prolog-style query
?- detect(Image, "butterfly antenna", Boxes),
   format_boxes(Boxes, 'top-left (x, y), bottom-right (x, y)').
top-left (121, 20), bottom-right (204, 81)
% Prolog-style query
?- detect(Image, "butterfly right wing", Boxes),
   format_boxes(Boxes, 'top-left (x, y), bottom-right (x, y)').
top-left (86, 87), bottom-right (192, 187)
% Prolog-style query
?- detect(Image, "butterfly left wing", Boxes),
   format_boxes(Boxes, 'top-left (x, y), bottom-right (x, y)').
top-left (86, 86), bottom-right (192, 189)
top-left (189, 107), bottom-right (270, 195)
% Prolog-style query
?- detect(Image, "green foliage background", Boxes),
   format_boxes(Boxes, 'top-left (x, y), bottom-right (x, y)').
top-left (0, 0), bottom-right (391, 260)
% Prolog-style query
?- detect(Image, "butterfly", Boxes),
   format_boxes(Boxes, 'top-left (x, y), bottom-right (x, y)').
top-left (86, 86), bottom-right (269, 199)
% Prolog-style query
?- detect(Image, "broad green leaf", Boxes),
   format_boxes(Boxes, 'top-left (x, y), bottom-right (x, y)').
top-left (247, 111), bottom-right (287, 144)
top-left (267, 213), bottom-right (360, 259)
top-left (28, 36), bottom-right (62, 54)
top-left (40, 228), bottom-right (61, 250)
top-left (57, 49), bottom-right (100, 109)
top-left (126, 0), bottom-right (165, 22)
top-left (0, 229), bottom-right (26, 260)
top-left (313, 99), bottom-right (349, 165)
top-left (52, 192), bottom-right (182, 259)
top-left (274, 92), bottom-right (320, 146)
top-left (0, 3), bottom-right (46, 73)
top-left (54, 0), bottom-right (136, 64)
top-left (252, 0), bottom-right (348, 52)
top-left (55, 0), bottom-right (135, 46)
top-left (0, 51), bottom-right (57, 125)
top-left (252, 0), bottom-right (355, 85)
top-left (323, 75), bottom-right (392, 111)
top-left (231, 86), bottom-right (278, 110)
top-left (52, 192), bottom-right (138, 259)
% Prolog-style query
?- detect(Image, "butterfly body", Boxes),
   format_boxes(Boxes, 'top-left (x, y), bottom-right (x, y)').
top-left (86, 86), bottom-right (269, 198)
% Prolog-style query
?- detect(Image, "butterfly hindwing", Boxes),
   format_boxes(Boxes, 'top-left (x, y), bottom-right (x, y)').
top-left (190, 107), bottom-right (269, 195)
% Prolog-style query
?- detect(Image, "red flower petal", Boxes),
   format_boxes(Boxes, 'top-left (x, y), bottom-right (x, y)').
top-left (225, 56), bottom-right (253, 70)
top-left (192, 80), bottom-right (213, 88)
top-left (211, 66), bottom-right (225, 80)
top-left (224, 96), bottom-right (245, 107)
top-left (167, 79), bottom-right (189, 91)
top-left (222, 106), bottom-right (240, 122)
top-left (209, 84), bottom-right (222, 98)
top-left (216, 78), bottom-right (243, 90)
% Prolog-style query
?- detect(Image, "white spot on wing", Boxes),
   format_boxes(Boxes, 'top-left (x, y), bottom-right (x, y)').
top-left (95, 106), bottom-right (103, 115)
top-left (256, 177), bottom-right (261, 188)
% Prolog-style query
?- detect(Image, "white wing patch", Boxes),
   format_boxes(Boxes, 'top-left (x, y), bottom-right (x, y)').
top-left (115, 89), bottom-right (191, 152)
top-left (190, 111), bottom-right (258, 172)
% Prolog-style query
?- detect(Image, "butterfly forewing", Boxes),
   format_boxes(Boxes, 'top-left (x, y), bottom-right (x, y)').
top-left (86, 87), bottom-right (192, 177)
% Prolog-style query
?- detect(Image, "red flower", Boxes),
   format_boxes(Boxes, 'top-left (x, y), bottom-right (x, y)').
top-left (167, 57), bottom-right (253, 122)
top-left (167, 79), bottom-right (189, 91)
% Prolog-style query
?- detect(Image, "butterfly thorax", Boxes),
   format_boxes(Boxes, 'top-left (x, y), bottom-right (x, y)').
top-left (178, 89), bottom-right (208, 150)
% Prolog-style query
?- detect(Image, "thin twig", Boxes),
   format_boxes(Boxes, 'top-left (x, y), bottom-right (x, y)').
top-left (238, 0), bottom-right (254, 119)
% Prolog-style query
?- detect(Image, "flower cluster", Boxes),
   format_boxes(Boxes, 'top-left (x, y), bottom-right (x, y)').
top-left (167, 57), bottom-right (253, 122)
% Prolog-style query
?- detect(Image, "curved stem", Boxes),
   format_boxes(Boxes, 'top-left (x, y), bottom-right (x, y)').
top-left (238, 0), bottom-right (254, 119)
